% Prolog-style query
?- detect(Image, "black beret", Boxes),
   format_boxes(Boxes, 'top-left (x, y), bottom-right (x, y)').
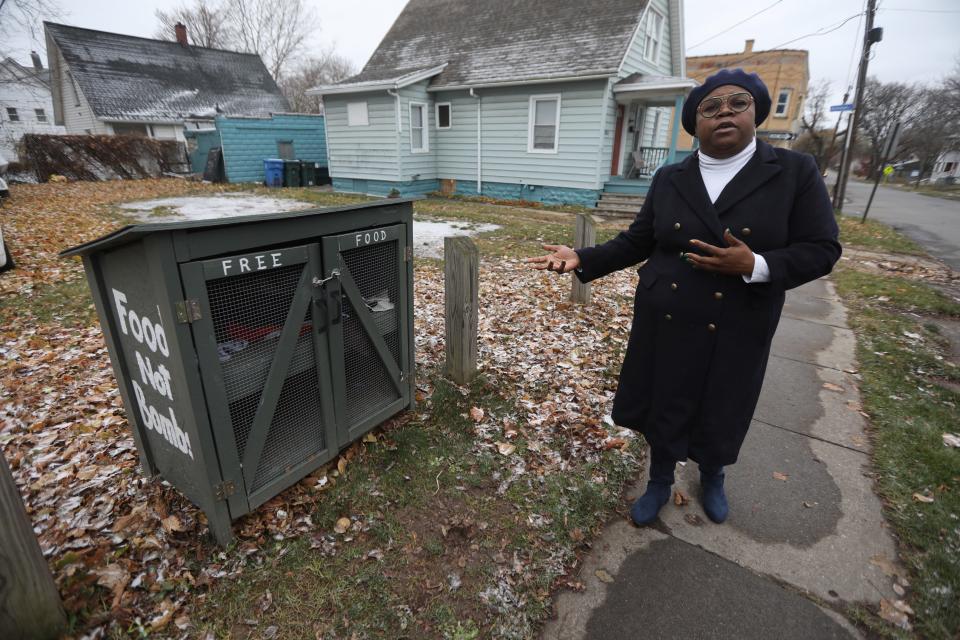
top-left (681, 68), bottom-right (771, 136)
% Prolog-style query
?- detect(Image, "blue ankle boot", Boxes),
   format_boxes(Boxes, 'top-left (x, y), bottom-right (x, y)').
top-left (630, 481), bottom-right (672, 525)
top-left (700, 466), bottom-right (729, 523)
top-left (631, 454), bottom-right (675, 526)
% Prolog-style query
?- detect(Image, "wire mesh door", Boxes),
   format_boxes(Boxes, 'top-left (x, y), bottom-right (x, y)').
top-left (181, 243), bottom-right (338, 514)
top-left (322, 224), bottom-right (411, 446)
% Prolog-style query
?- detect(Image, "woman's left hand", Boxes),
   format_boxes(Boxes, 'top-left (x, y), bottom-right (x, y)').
top-left (684, 229), bottom-right (755, 276)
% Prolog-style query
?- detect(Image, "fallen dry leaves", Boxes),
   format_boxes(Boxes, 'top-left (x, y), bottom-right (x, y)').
top-left (1, 181), bottom-right (643, 637)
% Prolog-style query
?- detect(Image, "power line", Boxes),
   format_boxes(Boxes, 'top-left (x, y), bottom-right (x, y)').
top-left (880, 8), bottom-right (960, 13)
top-left (688, 0), bottom-right (785, 51)
top-left (705, 12), bottom-right (866, 72)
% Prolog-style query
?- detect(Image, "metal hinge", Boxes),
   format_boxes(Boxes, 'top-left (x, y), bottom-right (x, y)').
top-left (175, 299), bottom-right (202, 323)
top-left (405, 246), bottom-right (413, 262)
top-left (214, 480), bottom-right (237, 501)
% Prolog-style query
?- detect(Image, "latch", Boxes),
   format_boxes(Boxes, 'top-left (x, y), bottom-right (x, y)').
top-left (312, 268), bottom-right (340, 288)
top-left (405, 246), bottom-right (413, 262)
top-left (175, 299), bottom-right (202, 323)
top-left (214, 480), bottom-right (236, 501)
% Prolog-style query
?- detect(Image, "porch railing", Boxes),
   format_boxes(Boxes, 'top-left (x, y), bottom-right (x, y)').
top-left (625, 146), bottom-right (670, 178)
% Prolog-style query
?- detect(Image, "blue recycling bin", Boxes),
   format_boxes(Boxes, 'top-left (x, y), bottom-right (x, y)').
top-left (263, 159), bottom-right (284, 188)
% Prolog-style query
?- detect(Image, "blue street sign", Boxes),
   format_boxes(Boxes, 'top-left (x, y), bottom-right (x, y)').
top-left (830, 103), bottom-right (854, 112)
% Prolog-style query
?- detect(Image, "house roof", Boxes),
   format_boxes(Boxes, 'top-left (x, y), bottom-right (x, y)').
top-left (44, 22), bottom-right (289, 122)
top-left (339, 0), bottom-right (651, 90)
top-left (0, 57), bottom-right (51, 88)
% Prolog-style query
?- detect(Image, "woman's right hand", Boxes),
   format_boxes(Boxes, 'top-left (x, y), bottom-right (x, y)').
top-left (524, 244), bottom-right (580, 273)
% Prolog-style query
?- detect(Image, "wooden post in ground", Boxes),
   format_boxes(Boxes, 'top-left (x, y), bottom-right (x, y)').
top-left (571, 213), bottom-right (596, 305)
top-left (444, 236), bottom-right (479, 384)
top-left (0, 454), bottom-right (66, 639)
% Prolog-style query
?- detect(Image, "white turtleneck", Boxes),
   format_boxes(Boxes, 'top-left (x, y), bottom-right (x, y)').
top-left (698, 138), bottom-right (769, 283)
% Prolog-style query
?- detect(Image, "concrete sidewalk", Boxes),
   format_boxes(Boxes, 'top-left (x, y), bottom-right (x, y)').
top-left (542, 278), bottom-right (903, 640)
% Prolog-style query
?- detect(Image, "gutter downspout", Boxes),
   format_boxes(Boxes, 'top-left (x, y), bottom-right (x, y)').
top-left (470, 88), bottom-right (481, 194)
top-left (388, 88), bottom-right (402, 182)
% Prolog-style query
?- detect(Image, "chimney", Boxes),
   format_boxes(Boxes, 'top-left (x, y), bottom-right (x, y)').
top-left (744, 39), bottom-right (755, 53)
top-left (175, 22), bottom-right (188, 46)
top-left (30, 51), bottom-right (43, 70)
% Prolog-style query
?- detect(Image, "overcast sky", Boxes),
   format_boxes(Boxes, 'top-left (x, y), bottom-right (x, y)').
top-left (7, 0), bottom-right (959, 121)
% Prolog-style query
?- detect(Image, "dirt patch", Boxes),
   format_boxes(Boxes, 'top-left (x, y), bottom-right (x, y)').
top-left (841, 248), bottom-right (960, 291)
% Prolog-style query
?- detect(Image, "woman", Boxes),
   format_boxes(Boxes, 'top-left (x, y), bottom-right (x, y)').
top-left (526, 69), bottom-right (841, 525)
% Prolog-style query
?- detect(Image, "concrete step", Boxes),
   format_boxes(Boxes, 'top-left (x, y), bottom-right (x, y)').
top-left (594, 207), bottom-right (640, 219)
top-left (594, 202), bottom-right (643, 214)
top-left (598, 194), bottom-right (645, 206)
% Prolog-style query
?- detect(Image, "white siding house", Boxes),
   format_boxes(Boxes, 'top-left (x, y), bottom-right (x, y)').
top-left (44, 22), bottom-right (289, 142)
top-left (0, 54), bottom-right (65, 161)
top-left (309, 0), bottom-right (695, 207)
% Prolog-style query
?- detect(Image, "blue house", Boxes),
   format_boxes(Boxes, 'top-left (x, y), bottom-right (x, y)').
top-left (308, 0), bottom-right (695, 209)
top-left (184, 113), bottom-right (328, 183)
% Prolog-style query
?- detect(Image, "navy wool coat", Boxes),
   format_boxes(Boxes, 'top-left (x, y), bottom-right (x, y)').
top-left (576, 140), bottom-right (841, 466)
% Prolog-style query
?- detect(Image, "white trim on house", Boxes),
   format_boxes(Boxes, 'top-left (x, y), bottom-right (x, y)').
top-left (527, 93), bottom-right (561, 154)
top-left (774, 89), bottom-right (791, 118)
top-left (642, 7), bottom-right (665, 64)
top-left (409, 101), bottom-right (429, 153)
top-left (347, 101), bottom-right (370, 126)
top-left (614, 79), bottom-right (697, 94)
top-left (307, 63), bottom-right (448, 96)
top-left (435, 102), bottom-right (451, 129)
top-left (616, 2), bottom-right (652, 77)
top-left (427, 73), bottom-right (615, 92)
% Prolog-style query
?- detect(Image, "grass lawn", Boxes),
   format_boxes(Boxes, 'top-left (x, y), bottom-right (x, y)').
top-left (835, 219), bottom-right (960, 639)
top-left (1, 180), bottom-right (643, 639)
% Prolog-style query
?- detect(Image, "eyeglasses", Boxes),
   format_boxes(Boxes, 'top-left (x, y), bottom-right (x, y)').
top-left (697, 92), bottom-right (753, 119)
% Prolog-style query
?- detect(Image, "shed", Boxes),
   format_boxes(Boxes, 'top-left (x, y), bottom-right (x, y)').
top-left (184, 113), bottom-right (328, 183)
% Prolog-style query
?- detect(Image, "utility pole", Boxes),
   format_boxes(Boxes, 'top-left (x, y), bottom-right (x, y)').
top-left (833, 0), bottom-right (881, 211)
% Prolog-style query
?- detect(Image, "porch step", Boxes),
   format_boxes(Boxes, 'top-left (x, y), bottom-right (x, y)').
top-left (598, 193), bottom-right (646, 206)
top-left (594, 194), bottom-right (644, 218)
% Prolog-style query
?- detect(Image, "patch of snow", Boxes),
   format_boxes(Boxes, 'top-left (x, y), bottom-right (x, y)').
top-left (119, 194), bottom-right (500, 258)
top-left (119, 193), bottom-right (313, 222)
top-left (413, 219), bottom-right (500, 258)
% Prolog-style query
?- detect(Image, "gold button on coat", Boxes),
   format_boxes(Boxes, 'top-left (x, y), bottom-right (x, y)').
top-left (707, 323), bottom-right (717, 332)
top-left (665, 314), bottom-right (672, 321)
top-left (674, 222), bottom-right (681, 230)
top-left (670, 282), bottom-right (678, 290)
top-left (741, 227), bottom-right (751, 236)
top-left (714, 291), bottom-right (723, 300)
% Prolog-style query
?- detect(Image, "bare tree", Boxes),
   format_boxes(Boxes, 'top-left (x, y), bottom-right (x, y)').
top-left (223, 0), bottom-right (319, 80)
top-left (279, 52), bottom-right (355, 113)
top-left (798, 79), bottom-right (831, 171)
top-left (154, 1), bottom-right (230, 49)
top-left (857, 77), bottom-right (918, 176)
top-left (0, 0), bottom-right (61, 51)
top-left (900, 86), bottom-right (955, 185)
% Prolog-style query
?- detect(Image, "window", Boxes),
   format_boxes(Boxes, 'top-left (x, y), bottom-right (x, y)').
top-left (528, 94), bottom-right (560, 153)
top-left (946, 162), bottom-right (956, 173)
top-left (277, 141), bottom-right (295, 160)
top-left (35, 108), bottom-right (47, 122)
top-left (6, 107), bottom-right (19, 122)
top-left (775, 89), bottom-right (791, 117)
top-left (642, 9), bottom-right (664, 63)
top-left (436, 103), bottom-right (451, 129)
top-left (410, 102), bottom-right (428, 152)
top-left (347, 101), bottom-right (369, 126)
top-left (112, 123), bottom-right (148, 137)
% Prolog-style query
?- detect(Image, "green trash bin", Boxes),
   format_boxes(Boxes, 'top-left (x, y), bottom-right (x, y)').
top-left (300, 161), bottom-right (318, 187)
top-left (283, 160), bottom-right (301, 187)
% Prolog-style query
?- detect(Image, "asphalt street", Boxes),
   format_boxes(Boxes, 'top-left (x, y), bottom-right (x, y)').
top-left (838, 177), bottom-right (960, 270)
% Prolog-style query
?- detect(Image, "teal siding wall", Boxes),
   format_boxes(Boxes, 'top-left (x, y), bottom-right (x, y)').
top-left (433, 91), bottom-right (479, 185)
top-left (430, 80), bottom-right (607, 191)
top-left (620, 0), bottom-right (673, 78)
top-left (324, 92), bottom-right (399, 181)
top-left (216, 114), bottom-right (327, 184)
top-left (184, 129), bottom-right (220, 174)
top-left (398, 81), bottom-right (438, 181)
